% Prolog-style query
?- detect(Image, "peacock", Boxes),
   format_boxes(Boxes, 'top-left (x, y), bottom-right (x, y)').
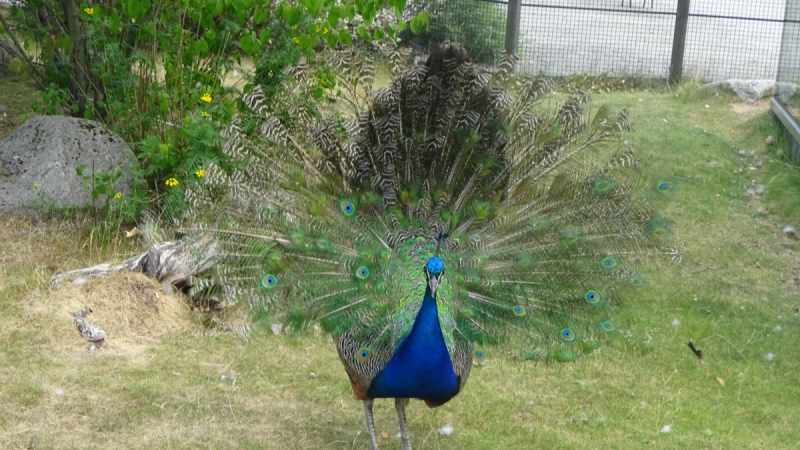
top-left (168, 41), bottom-right (679, 449)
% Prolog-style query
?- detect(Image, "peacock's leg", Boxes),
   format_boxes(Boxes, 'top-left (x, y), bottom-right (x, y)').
top-left (363, 399), bottom-right (379, 450)
top-left (394, 398), bottom-right (412, 450)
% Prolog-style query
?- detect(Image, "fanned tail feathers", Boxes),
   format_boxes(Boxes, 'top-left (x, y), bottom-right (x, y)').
top-left (164, 42), bottom-right (677, 362)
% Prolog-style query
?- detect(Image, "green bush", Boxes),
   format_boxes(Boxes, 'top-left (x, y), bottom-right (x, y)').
top-left (1, 0), bottom-right (429, 221)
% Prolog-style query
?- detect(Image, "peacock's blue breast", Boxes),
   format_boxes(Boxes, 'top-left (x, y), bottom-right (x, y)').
top-left (367, 293), bottom-right (460, 402)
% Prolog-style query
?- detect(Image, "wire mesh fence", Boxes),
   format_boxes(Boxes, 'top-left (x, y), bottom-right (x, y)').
top-left (416, 0), bottom-right (791, 81)
top-left (776, 1), bottom-right (800, 118)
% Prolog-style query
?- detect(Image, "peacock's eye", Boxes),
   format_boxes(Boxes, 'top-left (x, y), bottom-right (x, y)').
top-left (602, 257), bottom-right (617, 268)
top-left (261, 274), bottom-right (277, 289)
top-left (585, 291), bottom-right (600, 304)
top-left (560, 329), bottom-right (575, 341)
top-left (513, 306), bottom-right (526, 316)
top-left (601, 322), bottom-right (615, 331)
top-left (355, 266), bottom-right (369, 279)
top-left (356, 347), bottom-right (372, 362)
top-left (340, 200), bottom-right (356, 217)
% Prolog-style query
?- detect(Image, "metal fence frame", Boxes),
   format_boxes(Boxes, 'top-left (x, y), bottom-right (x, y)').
top-left (420, 0), bottom-right (797, 82)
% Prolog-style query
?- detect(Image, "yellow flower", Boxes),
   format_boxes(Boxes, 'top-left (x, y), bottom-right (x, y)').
top-left (201, 93), bottom-right (212, 102)
top-left (316, 24), bottom-right (320, 32)
top-left (292, 37), bottom-right (300, 44)
top-left (84, 7), bottom-right (94, 15)
top-left (114, 193), bottom-right (122, 199)
top-left (166, 178), bottom-right (179, 187)
top-left (202, 111), bottom-right (210, 117)
top-left (292, 25), bottom-right (298, 30)
top-left (323, 27), bottom-right (329, 35)
top-left (196, 169), bottom-right (206, 178)
top-left (33, 184), bottom-right (39, 189)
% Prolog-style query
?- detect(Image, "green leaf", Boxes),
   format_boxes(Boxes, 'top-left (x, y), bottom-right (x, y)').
top-left (338, 28), bottom-right (352, 46)
top-left (95, 184), bottom-right (107, 195)
top-left (196, 38), bottom-right (209, 56)
top-left (76, 165), bottom-right (86, 176)
top-left (398, 20), bottom-right (407, 30)
top-left (304, 0), bottom-right (322, 16)
top-left (327, 31), bottom-right (338, 48)
top-left (357, 26), bottom-right (370, 42)
top-left (240, 34), bottom-right (254, 54)
top-left (108, 11), bottom-right (121, 30)
top-left (362, 0), bottom-right (375, 26)
top-left (374, 27), bottom-right (383, 40)
top-left (59, 35), bottom-right (74, 57)
top-left (260, 28), bottom-right (271, 43)
top-left (286, 5), bottom-right (304, 25)
top-left (327, 6), bottom-right (340, 28)
top-left (72, 104), bottom-right (79, 114)
top-left (409, 17), bottom-right (421, 34)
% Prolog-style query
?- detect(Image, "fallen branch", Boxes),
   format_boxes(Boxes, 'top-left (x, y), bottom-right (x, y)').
top-left (51, 237), bottom-right (218, 293)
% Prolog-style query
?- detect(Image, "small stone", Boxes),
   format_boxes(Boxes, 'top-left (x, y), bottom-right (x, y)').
top-left (72, 277), bottom-right (87, 286)
top-left (438, 424), bottom-right (453, 436)
top-left (756, 161), bottom-right (763, 168)
top-left (672, 318), bottom-right (681, 327)
top-left (774, 325), bottom-right (782, 332)
top-left (310, 372), bottom-right (316, 378)
top-left (172, 372), bottom-right (181, 377)
top-left (738, 150), bottom-right (746, 156)
top-left (747, 150), bottom-right (755, 157)
top-left (783, 225), bottom-right (798, 237)
top-left (195, 82), bottom-right (201, 89)
top-left (765, 136), bottom-right (774, 145)
top-left (56, 390), bottom-right (64, 396)
top-left (660, 424), bottom-right (672, 433)
top-left (747, 189), bottom-right (755, 196)
top-left (572, 417), bottom-right (578, 423)
top-left (631, 392), bottom-right (636, 398)
top-left (766, 353), bottom-right (775, 362)
top-left (756, 185), bottom-right (765, 194)
top-left (270, 323), bottom-right (283, 335)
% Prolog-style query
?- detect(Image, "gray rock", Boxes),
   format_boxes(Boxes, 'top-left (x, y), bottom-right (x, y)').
top-left (701, 79), bottom-right (777, 103)
top-left (0, 105), bottom-right (7, 113)
top-left (0, 116), bottom-right (136, 215)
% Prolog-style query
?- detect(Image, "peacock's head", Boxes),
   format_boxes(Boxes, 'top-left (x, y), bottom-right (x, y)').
top-left (425, 256), bottom-right (445, 296)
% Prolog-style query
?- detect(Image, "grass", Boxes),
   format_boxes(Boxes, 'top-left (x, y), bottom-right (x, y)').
top-left (2, 80), bottom-right (800, 449)
top-left (0, 73), bottom-right (40, 140)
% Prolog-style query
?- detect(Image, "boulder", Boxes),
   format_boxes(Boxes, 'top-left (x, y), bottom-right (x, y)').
top-left (701, 79), bottom-right (778, 103)
top-left (0, 115), bottom-right (137, 215)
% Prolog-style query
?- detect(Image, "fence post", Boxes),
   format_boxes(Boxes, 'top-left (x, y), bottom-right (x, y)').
top-left (505, 0), bottom-right (522, 57)
top-left (669, 0), bottom-right (690, 83)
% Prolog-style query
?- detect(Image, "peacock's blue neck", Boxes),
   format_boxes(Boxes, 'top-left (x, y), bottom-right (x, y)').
top-left (367, 287), bottom-right (460, 402)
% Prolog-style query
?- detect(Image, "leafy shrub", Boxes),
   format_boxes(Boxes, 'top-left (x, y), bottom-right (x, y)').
top-left (2, 0), bottom-right (428, 221)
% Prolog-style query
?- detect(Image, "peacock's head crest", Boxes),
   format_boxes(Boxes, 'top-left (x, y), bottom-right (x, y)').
top-left (425, 256), bottom-right (445, 296)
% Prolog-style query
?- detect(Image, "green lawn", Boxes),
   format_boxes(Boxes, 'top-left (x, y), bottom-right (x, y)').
top-left (1, 81), bottom-right (799, 449)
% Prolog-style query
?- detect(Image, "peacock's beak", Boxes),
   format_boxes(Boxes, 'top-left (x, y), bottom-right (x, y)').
top-left (427, 270), bottom-right (443, 296)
